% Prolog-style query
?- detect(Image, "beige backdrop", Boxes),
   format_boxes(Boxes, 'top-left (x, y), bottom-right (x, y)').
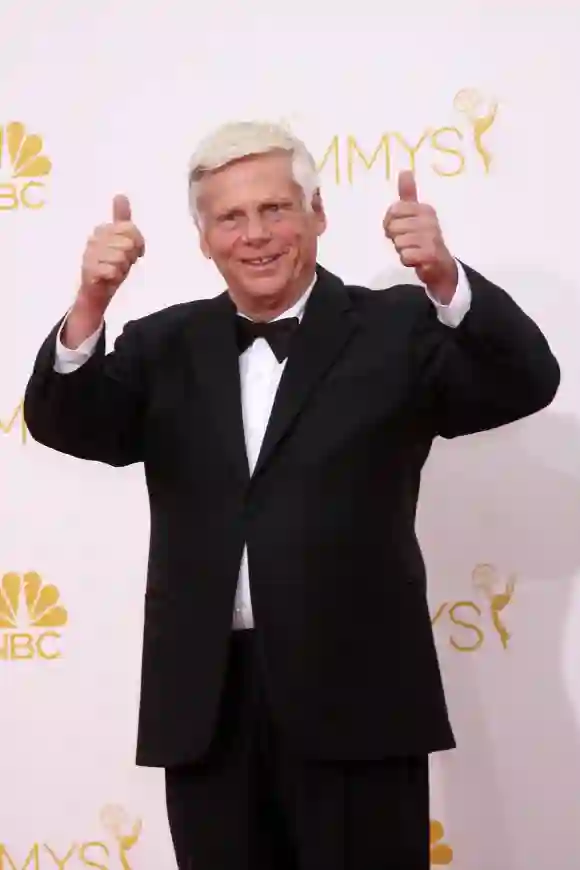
top-left (1, 2), bottom-right (579, 867)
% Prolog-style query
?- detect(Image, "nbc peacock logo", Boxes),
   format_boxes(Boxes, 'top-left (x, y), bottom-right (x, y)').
top-left (0, 571), bottom-right (68, 661)
top-left (0, 121), bottom-right (52, 210)
top-left (430, 819), bottom-right (454, 865)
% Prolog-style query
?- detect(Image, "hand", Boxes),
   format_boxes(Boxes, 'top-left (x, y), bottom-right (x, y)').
top-left (383, 171), bottom-right (458, 304)
top-left (78, 194), bottom-right (145, 314)
top-left (62, 196), bottom-right (145, 349)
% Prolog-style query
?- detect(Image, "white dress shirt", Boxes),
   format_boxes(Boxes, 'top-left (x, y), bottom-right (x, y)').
top-left (54, 265), bottom-right (472, 629)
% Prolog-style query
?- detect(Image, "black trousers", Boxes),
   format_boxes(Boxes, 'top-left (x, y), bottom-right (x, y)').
top-left (165, 631), bottom-right (430, 870)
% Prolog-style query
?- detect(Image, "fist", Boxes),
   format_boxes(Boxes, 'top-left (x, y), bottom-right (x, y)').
top-left (80, 194), bottom-right (145, 308)
top-left (383, 171), bottom-right (457, 303)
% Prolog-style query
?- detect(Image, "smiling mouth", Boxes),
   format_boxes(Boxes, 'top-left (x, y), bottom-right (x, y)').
top-left (242, 254), bottom-right (282, 266)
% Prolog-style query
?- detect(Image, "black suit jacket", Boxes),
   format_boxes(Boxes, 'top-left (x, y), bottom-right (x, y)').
top-left (23, 263), bottom-right (560, 767)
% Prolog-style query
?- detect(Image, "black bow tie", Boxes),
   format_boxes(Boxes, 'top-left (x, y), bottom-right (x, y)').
top-left (236, 316), bottom-right (299, 362)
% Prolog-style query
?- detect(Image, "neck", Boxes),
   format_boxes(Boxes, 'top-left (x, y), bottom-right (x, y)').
top-left (232, 273), bottom-right (315, 322)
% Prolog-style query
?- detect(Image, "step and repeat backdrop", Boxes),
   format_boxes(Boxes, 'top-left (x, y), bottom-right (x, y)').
top-left (1, 1), bottom-right (580, 868)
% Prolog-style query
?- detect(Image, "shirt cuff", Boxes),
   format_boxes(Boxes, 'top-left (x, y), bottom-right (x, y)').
top-left (54, 313), bottom-right (104, 374)
top-left (56, 315), bottom-right (103, 358)
top-left (424, 259), bottom-right (472, 328)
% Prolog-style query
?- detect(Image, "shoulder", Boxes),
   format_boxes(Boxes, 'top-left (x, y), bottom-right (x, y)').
top-left (130, 296), bottom-right (217, 330)
top-left (343, 279), bottom-right (434, 328)
top-left (123, 295), bottom-right (225, 346)
top-left (317, 264), bottom-right (431, 319)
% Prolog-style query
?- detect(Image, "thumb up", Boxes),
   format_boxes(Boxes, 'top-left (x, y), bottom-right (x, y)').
top-left (80, 193), bottom-right (145, 302)
top-left (397, 170), bottom-right (419, 203)
top-left (383, 170), bottom-right (457, 298)
top-left (113, 193), bottom-right (133, 223)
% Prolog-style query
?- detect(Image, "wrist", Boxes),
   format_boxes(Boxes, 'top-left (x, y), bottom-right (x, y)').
top-left (427, 258), bottom-right (458, 305)
top-left (62, 292), bottom-right (106, 349)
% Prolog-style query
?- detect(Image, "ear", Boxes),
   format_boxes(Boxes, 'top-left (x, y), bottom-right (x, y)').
top-left (311, 189), bottom-right (327, 236)
top-left (199, 232), bottom-right (212, 260)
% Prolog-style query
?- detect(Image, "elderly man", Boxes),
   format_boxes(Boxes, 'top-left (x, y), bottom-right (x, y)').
top-left (24, 121), bottom-right (560, 870)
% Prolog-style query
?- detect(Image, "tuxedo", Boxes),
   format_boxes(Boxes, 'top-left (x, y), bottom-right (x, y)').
top-left (23, 262), bottom-right (560, 868)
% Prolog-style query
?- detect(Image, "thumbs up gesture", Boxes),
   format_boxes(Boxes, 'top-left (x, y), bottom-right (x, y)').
top-left (383, 171), bottom-right (457, 303)
top-left (79, 194), bottom-right (145, 312)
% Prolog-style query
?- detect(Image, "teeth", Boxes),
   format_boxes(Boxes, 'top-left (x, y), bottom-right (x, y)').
top-left (247, 256), bottom-right (277, 265)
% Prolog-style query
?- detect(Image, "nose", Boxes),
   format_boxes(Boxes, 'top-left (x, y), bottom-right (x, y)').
top-left (243, 213), bottom-right (270, 244)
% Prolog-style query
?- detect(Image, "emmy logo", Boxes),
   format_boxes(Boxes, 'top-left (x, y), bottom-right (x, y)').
top-left (100, 805), bottom-right (143, 870)
top-left (453, 88), bottom-right (498, 173)
top-left (472, 563), bottom-right (516, 650)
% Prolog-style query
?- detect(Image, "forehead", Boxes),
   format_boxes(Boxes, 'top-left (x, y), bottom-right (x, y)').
top-left (198, 152), bottom-right (300, 214)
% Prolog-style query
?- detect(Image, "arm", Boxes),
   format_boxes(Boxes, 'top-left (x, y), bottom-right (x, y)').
top-left (24, 193), bottom-right (147, 465)
top-left (413, 262), bottom-right (560, 438)
top-left (24, 315), bottom-right (147, 466)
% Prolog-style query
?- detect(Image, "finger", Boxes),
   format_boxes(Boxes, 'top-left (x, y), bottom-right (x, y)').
top-left (94, 221), bottom-right (135, 238)
top-left (133, 228), bottom-right (145, 257)
top-left (399, 248), bottom-right (435, 268)
top-left (96, 248), bottom-right (133, 266)
top-left (91, 262), bottom-right (121, 282)
top-left (386, 201), bottom-right (434, 223)
top-left (112, 222), bottom-right (146, 257)
top-left (93, 224), bottom-right (145, 257)
top-left (390, 233), bottom-right (424, 254)
top-left (398, 170), bottom-right (418, 203)
top-left (113, 194), bottom-right (132, 223)
top-left (384, 217), bottom-right (424, 240)
top-left (91, 234), bottom-right (135, 252)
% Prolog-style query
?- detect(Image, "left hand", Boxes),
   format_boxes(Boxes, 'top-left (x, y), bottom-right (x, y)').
top-left (383, 171), bottom-right (458, 304)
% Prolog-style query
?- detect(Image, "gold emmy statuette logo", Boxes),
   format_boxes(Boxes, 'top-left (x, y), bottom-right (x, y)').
top-left (430, 819), bottom-right (453, 865)
top-left (431, 563), bottom-right (516, 653)
top-left (472, 562), bottom-right (516, 650)
top-left (314, 88), bottom-right (498, 184)
top-left (0, 400), bottom-right (27, 443)
top-left (0, 804), bottom-right (143, 868)
top-left (453, 88), bottom-right (498, 173)
top-left (100, 805), bottom-right (143, 870)
top-left (0, 571), bottom-right (68, 661)
top-left (0, 121), bottom-right (52, 210)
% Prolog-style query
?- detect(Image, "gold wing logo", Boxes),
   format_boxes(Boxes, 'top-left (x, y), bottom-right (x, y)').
top-left (0, 122), bottom-right (51, 178)
top-left (0, 571), bottom-right (67, 629)
top-left (430, 819), bottom-right (454, 865)
top-left (0, 121), bottom-right (52, 209)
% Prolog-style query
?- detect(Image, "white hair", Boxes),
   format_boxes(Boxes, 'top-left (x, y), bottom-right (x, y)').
top-left (187, 121), bottom-right (319, 223)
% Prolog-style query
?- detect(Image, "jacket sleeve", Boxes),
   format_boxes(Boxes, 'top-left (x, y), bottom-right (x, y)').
top-left (412, 263), bottom-right (561, 439)
top-left (23, 316), bottom-right (147, 466)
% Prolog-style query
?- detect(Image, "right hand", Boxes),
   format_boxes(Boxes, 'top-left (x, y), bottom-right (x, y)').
top-left (78, 194), bottom-right (145, 313)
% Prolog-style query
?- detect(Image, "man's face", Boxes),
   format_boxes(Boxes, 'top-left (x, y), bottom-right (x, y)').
top-left (197, 151), bottom-right (326, 316)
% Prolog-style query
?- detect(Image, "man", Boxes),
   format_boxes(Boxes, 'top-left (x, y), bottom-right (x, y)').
top-left (24, 121), bottom-right (560, 870)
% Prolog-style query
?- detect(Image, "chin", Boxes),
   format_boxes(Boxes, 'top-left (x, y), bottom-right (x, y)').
top-left (244, 272), bottom-right (292, 298)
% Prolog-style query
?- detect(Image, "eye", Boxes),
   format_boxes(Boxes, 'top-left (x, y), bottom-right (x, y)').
top-left (262, 201), bottom-right (292, 216)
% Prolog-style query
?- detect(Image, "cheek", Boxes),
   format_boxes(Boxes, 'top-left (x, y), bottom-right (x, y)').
top-left (275, 225), bottom-right (306, 252)
top-left (207, 232), bottom-right (238, 261)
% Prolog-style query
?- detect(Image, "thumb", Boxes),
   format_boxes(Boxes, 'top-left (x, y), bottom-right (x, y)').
top-left (112, 193), bottom-right (132, 223)
top-left (398, 170), bottom-right (418, 203)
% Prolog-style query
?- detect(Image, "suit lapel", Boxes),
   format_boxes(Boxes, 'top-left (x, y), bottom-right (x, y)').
top-left (253, 266), bottom-right (357, 478)
top-left (184, 292), bottom-right (250, 484)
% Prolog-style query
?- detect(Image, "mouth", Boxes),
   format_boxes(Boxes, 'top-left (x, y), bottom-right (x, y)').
top-left (242, 253), bottom-right (282, 268)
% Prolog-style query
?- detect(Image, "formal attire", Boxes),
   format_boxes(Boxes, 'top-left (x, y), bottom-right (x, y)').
top-left (24, 262), bottom-right (560, 869)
